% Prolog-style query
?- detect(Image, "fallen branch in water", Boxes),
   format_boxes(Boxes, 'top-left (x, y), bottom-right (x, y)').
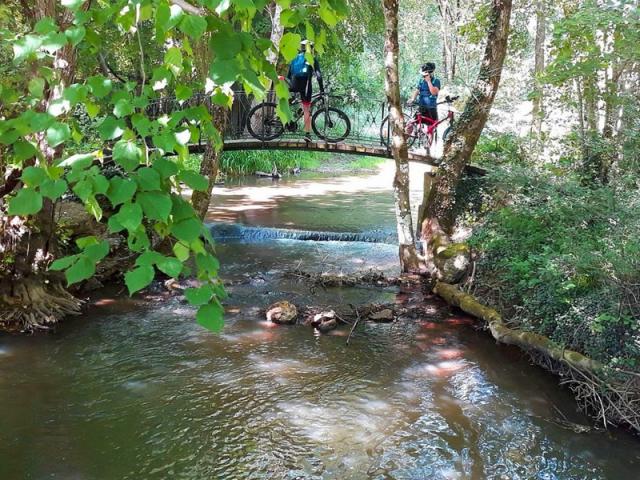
top-left (284, 269), bottom-right (400, 288)
top-left (346, 305), bottom-right (361, 346)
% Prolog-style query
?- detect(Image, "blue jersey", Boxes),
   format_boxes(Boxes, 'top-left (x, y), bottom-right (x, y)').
top-left (417, 77), bottom-right (441, 108)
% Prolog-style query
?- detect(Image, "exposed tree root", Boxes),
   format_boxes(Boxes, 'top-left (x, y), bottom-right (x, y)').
top-left (0, 279), bottom-right (83, 333)
top-left (434, 281), bottom-right (640, 434)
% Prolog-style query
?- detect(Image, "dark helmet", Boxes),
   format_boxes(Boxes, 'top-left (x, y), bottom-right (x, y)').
top-left (420, 62), bottom-right (436, 75)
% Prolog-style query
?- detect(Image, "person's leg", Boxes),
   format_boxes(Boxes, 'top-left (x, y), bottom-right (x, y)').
top-left (302, 101), bottom-right (311, 133)
top-left (302, 78), bottom-right (313, 135)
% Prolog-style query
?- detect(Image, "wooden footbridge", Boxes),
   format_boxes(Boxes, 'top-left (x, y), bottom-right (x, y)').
top-left (148, 92), bottom-right (486, 175)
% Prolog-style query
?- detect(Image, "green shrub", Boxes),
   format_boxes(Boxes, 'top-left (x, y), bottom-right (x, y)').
top-left (469, 167), bottom-right (640, 371)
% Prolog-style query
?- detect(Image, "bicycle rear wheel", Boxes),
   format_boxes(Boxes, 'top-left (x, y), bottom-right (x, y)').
top-left (246, 102), bottom-right (284, 141)
top-left (312, 107), bottom-right (351, 142)
top-left (380, 114), bottom-right (417, 149)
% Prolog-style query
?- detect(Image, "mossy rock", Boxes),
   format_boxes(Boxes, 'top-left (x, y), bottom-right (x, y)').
top-left (435, 242), bottom-right (471, 284)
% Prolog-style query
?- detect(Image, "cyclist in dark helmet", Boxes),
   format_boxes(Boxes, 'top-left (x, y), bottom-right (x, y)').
top-left (286, 39), bottom-right (325, 142)
top-left (408, 62), bottom-right (441, 123)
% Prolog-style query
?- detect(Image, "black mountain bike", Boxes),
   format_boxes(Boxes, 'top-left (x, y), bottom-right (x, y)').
top-left (246, 91), bottom-right (351, 142)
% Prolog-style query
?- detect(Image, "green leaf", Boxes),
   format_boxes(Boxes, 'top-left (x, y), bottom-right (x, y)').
top-left (113, 140), bottom-right (142, 172)
top-left (135, 250), bottom-right (164, 267)
top-left (86, 195), bottom-right (103, 221)
top-left (153, 157), bottom-right (179, 178)
top-left (178, 170), bottom-right (209, 192)
top-left (13, 35), bottom-right (42, 63)
top-left (319, 3), bottom-right (338, 27)
top-left (210, 31), bottom-right (241, 60)
top-left (135, 167), bottom-right (161, 191)
top-left (87, 75), bottom-right (113, 99)
top-left (209, 58), bottom-right (241, 84)
top-left (116, 202), bottom-right (143, 231)
top-left (185, 284), bottom-right (214, 306)
top-left (84, 240), bottom-right (110, 262)
top-left (22, 166), bottom-right (48, 187)
top-left (46, 123), bottom-right (71, 147)
top-left (58, 153), bottom-right (95, 168)
top-left (175, 84), bottom-right (193, 101)
top-left (179, 15), bottom-right (208, 39)
top-left (34, 17), bottom-right (58, 35)
top-left (196, 252), bottom-right (219, 275)
top-left (173, 241), bottom-right (190, 261)
top-left (113, 98), bottom-right (133, 118)
top-left (157, 256), bottom-right (183, 277)
top-left (107, 177), bottom-right (137, 206)
top-left (171, 218), bottom-right (202, 243)
top-left (13, 141), bottom-right (38, 162)
top-left (125, 265), bottom-right (155, 295)
top-left (137, 191), bottom-right (172, 222)
top-left (66, 256), bottom-right (95, 286)
top-left (8, 189), bottom-right (43, 216)
top-left (65, 26), bottom-right (86, 46)
top-left (49, 255), bottom-right (77, 271)
top-left (164, 47), bottom-right (183, 77)
top-left (29, 77), bottom-right (45, 98)
top-left (41, 32), bottom-right (67, 53)
top-left (72, 179), bottom-right (93, 202)
top-left (280, 32), bottom-right (301, 62)
top-left (131, 114), bottom-right (152, 137)
top-left (196, 302), bottom-right (224, 332)
top-left (98, 117), bottom-right (125, 140)
top-left (76, 235), bottom-right (98, 249)
top-left (40, 179), bottom-right (67, 200)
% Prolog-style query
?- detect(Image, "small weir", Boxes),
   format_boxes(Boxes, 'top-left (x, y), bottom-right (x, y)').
top-left (209, 222), bottom-right (397, 244)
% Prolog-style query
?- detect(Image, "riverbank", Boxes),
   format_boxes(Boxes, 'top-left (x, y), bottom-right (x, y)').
top-left (457, 163), bottom-right (640, 433)
top-left (185, 150), bottom-right (386, 178)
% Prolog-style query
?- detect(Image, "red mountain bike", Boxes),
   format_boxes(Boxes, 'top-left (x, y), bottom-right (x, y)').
top-left (380, 95), bottom-right (459, 152)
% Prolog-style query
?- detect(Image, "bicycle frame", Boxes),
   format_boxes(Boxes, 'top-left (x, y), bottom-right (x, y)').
top-left (407, 102), bottom-right (455, 144)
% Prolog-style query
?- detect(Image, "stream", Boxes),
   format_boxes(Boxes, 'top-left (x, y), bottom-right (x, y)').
top-left (0, 162), bottom-right (638, 479)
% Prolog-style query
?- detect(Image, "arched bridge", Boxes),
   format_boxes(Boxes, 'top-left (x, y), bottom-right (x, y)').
top-left (147, 92), bottom-right (486, 175)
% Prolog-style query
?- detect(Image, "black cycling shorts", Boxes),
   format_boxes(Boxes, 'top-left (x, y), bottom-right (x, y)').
top-left (419, 106), bottom-right (438, 122)
top-left (290, 76), bottom-right (313, 103)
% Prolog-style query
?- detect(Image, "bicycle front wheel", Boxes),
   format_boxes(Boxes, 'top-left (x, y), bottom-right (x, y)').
top-left (312, 107), bottom-right (351, 142)
top-left (246, 102), bottom-right (284, 141)
top-left (380, 114), bottom-right (417, 149)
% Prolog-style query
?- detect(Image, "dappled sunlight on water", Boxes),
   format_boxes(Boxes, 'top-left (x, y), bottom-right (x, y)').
top-left (1, 169), bottom-right (639, 479)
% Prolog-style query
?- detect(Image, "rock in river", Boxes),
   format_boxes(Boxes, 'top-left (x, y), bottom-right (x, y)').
top-left (266, 301), bottom-right (298, 325)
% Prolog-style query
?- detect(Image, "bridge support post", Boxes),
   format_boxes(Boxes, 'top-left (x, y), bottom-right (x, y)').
top-left (416, 170), bottom-right (436, 246)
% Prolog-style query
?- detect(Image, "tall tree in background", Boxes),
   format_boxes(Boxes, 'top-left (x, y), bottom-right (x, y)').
top-left (382, 0), bottom-right (421, 273)
top-left (530, 0), bottom-right (545, 147)
top-left (437, 0), bottom-right (459, 83)
top-left (419, 0), bottom-right (512, 278)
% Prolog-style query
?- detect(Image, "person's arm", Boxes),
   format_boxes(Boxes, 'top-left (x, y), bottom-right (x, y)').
top-left (314, 59), bottom-right (325, 92)
top-left (426, 74), bottom-right (439, 95)
top-left (408, 86), bottom-right (419, 104)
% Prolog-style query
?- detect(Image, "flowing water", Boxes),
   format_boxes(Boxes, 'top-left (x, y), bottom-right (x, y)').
top-left (1, 162), bottom-right (638, 479)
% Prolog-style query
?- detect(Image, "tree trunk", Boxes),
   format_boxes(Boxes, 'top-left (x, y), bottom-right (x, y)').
top-left (438, 0), bottom-right (458, 83)
top-left (191, 36), bottom-right (228, 221)
top-left (267, 2), bottom-right (284, 67)
top-left (530, 0), bottom-right (545, 145)
top-left (0, 1), bottom-right (85, 331)
top-left (192, 104), bottom-right (228, 220)
top-left (382, 0), bottom-right (420, 273)
top-left (419, 0), bottom-right (512, 281)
